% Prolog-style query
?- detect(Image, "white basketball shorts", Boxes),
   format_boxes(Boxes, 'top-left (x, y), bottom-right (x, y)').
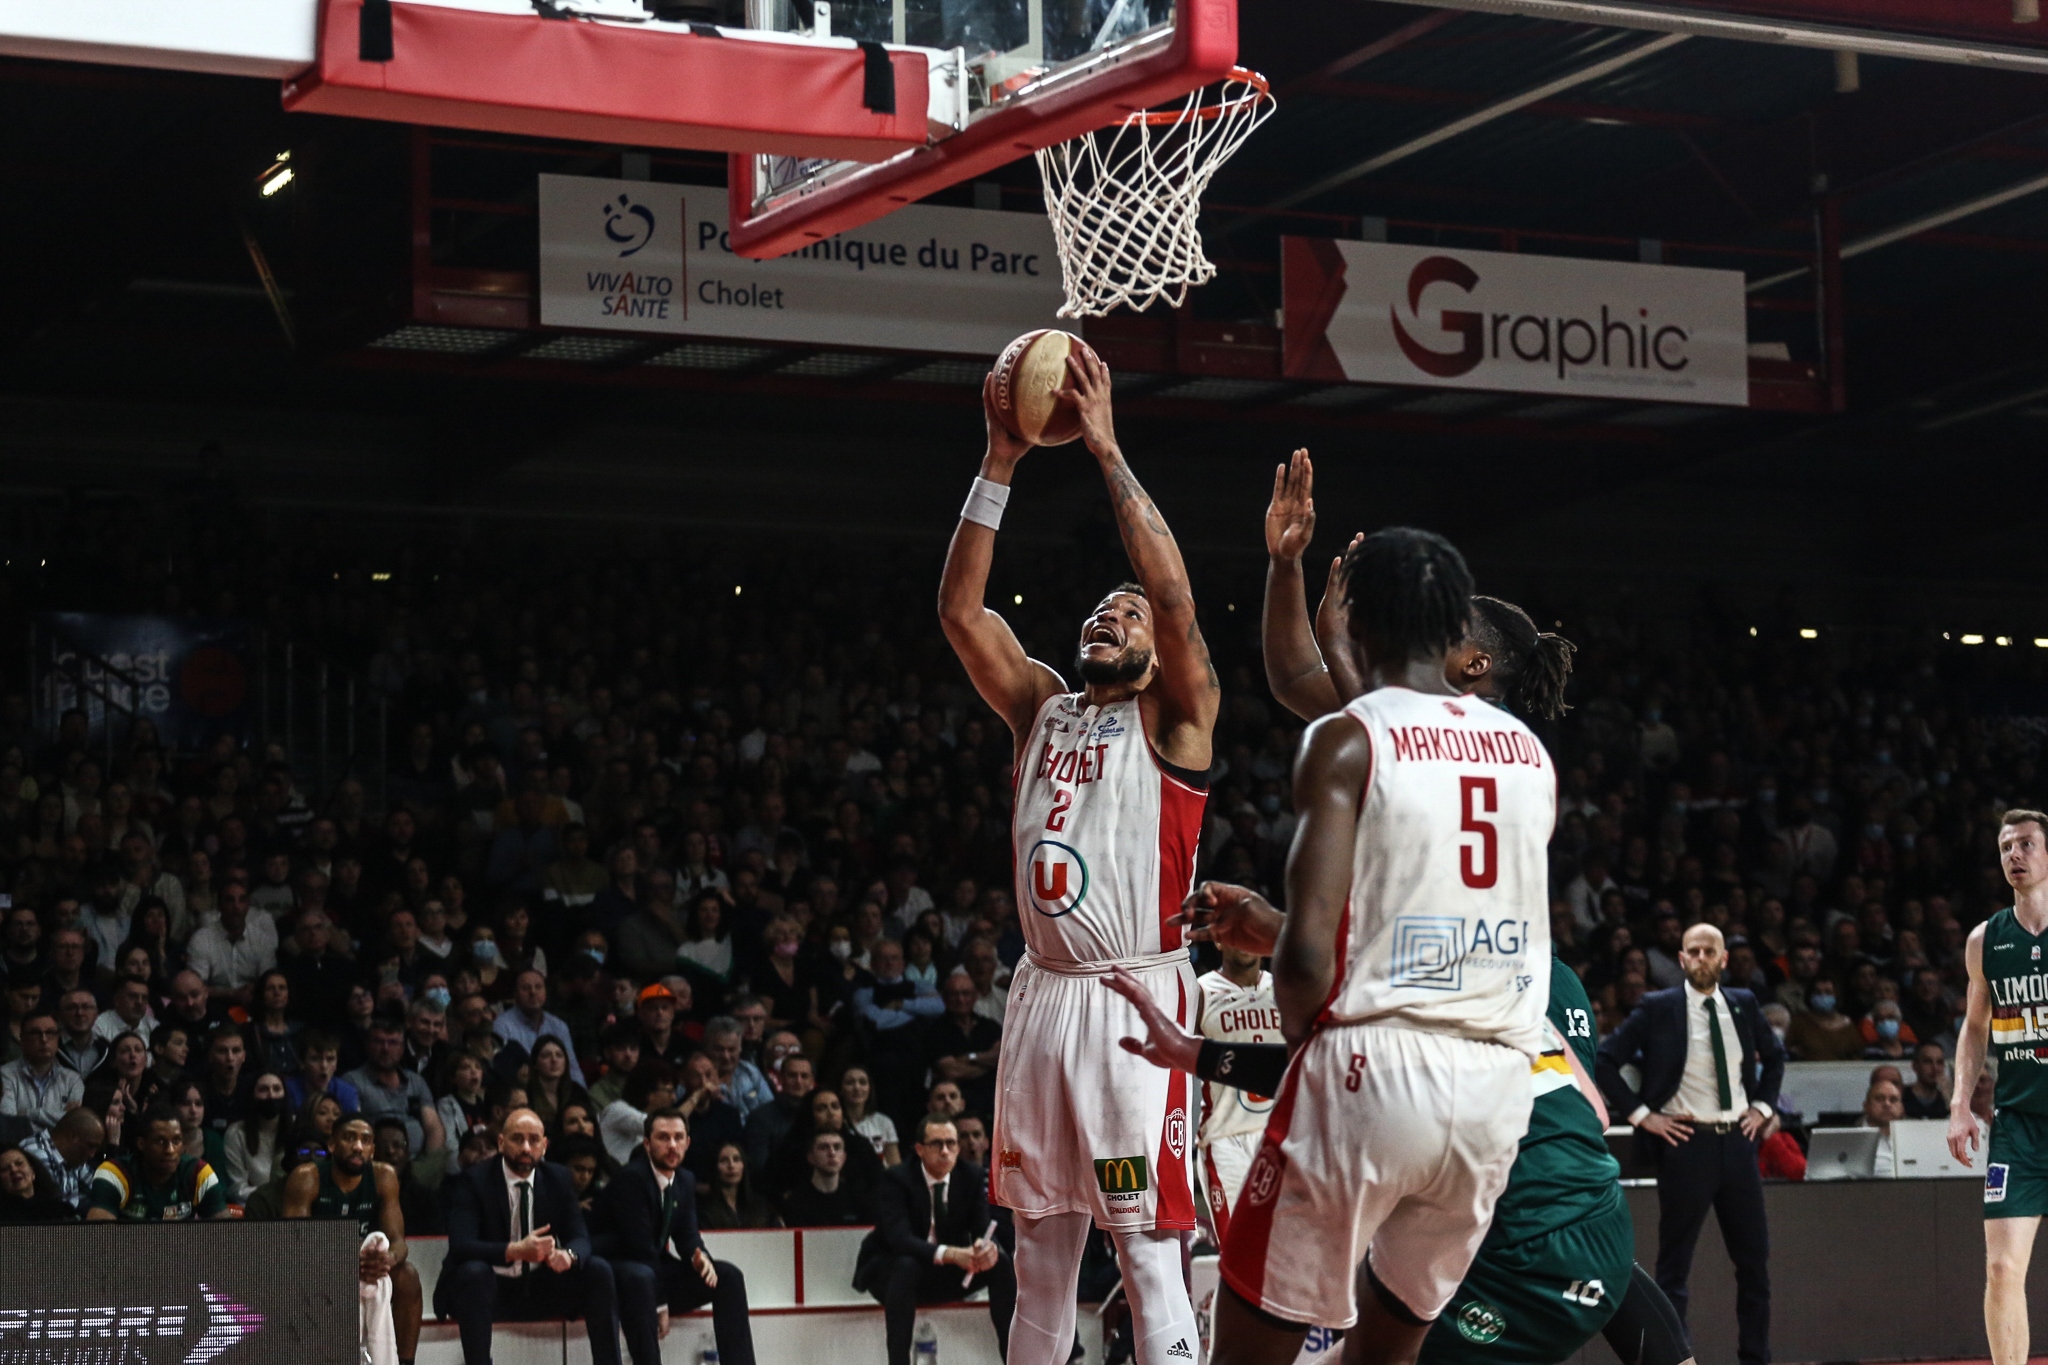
top-left (1197, 1131), bottom-right (1263, 1243)
top-left (991, 953), bottom-right (1199, 1230)
top-left (1219, 1021), bottom-right (1532, 1328)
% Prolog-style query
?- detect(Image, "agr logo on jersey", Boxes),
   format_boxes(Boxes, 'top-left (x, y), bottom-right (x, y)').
top-left (1027, 840), bottom-right (1090, 917)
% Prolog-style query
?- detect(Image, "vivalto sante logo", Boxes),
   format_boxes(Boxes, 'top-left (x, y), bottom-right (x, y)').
top-left (601, 192), bottom-right (656, 257)
top-left (0, 1286), bottom-right (264, 1365)
top-left (1389, 254), bottom-right (1694, 382)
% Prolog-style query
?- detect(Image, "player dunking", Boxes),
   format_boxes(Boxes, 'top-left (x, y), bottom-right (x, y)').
top-left (1194, 945), bottom-right (1280, 1243)
top-left (1209, 526), bottom-right (1553, 1365)
top-left (939, 349), bottom-right (1217, 1365)
top-left (1949, 809), bottom-right (2048, 1365)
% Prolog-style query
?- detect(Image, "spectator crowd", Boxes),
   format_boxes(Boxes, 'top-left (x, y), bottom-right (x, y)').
top-left (0, 525), bottom-right (2042, 1226)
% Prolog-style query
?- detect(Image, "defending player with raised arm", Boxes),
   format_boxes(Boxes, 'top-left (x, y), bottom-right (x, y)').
top-left (937, 347), bottom-right (1218, 1365)
top-left (1261, 449), bottom-right (1575, 726)
top-left (1948, 810), bottom-right (2048, 1365)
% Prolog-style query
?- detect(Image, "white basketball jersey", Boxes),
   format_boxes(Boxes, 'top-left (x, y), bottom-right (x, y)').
top-left (1197, 969), bottom-right (1282, 1144)
top-left (1011, 693), bottom-right (1206, 965)
top-left (1325, 687), bottom-right (1555, 1059)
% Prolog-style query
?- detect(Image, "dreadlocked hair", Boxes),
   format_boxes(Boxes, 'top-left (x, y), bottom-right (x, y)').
top-left (1469, 595), bottom-right (1577, 720)
top-left (1341, 528), bottom-right (1473, 668)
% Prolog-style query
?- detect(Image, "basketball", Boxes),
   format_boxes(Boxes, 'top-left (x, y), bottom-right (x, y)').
top-left (990, 328), bottom-right (1098, 447)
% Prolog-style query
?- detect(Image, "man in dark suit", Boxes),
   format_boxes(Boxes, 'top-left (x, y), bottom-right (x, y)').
top-left (434, 1109), bottom-right (623, 1365)
top-left (595, 1106), bottom-right (756, 1365)
top-left (854, 1112), bottom-right (1015, 1365)
top-left (1599, 922), bottom-right (1785, 1365)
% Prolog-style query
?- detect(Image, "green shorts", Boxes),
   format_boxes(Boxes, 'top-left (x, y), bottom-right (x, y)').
top-left (1985, 1108), bottom-right (2048, 1219)
top-left (1420, 1197), bottom-right (1635, 1365)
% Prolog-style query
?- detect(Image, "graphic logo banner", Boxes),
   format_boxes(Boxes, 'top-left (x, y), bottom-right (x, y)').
top-left (539, 174), bottom-right (1063, 354)
top-left (31, 616), bottom-right (252, 752)
top-left (1282, 238), bottom-right (1749, 406)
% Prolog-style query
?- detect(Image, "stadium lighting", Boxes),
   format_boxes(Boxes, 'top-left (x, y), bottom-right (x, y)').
top-left (1997, 636), bottom-right (2013, 646)
top-left (1798, 628), bottom-right (1818, 639)
top-left (371, 572), bottom-right (391, 582)
top-left (1748, 627), bottom-right (1757, 637)
top-left (733, 585), bottom-right (742, 595)
top-left (1014, 594), bottom-right (1024, 605)
top-left (261, 167), bottom-right (294, 196)
top-left (1962, 634), bottom-right (1985, 644)
top-left (2035, 638), bottom-right (2048, 648)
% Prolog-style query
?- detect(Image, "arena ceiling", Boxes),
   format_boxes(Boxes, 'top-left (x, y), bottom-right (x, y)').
top-left (0, 1), bottom-right (2045, 609)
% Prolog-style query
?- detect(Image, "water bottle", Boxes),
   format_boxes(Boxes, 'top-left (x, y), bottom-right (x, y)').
top-left (913, 1317), bottom-right (940, 1364)
top-left (697, 1342), bottom-right (719, 1365)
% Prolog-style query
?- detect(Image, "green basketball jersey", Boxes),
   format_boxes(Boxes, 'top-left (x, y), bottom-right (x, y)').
top-left (1480, 954), bottom-right (1625, 1248)
top-left (88, 1153), bottom-right (226, 1221)
top-left (1983, 907), bottom-right (2048, 1115)
top-left (310, 1157), bottom-right (381, 1236)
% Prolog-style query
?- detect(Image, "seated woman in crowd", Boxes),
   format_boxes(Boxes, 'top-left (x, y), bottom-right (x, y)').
top-left (223, 1071), bottom-right (289, 1203)
top-left (701, 1140), bottom-right (781, 1230)
top-left (677, 891), bottom-right (734, 995)
top-left (764, 1088), bottom-right (883, 1200)
top-left (167, 1078), bottom-right (225, 1171)
top-left (85, 1031), bottom-right (158, 1145)
top-left (838, 1065), bottom-right (900, 1167)
top-left (525, 1036), bottom-right (592, 1134)
top-left (288, 1092), bottom-right (347, 1165)
top-left (0, 1144), bottom-right (75, 1223)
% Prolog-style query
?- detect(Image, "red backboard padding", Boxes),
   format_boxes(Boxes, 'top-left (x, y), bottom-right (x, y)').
top-left (283, 0), bottom-right (931, 161)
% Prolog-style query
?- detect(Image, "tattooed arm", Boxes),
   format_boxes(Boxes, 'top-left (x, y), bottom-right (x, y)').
top-left (1061, 349), bottom-right (1219, 771)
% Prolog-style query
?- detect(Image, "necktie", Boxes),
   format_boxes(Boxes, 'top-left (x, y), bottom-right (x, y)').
top-left (517, 1180), bottom-right (533, 1276)
top-left (661, 1180), bottom-right (678, 1258)
top-left (1705, 996), bottom-right (1733, 1112)
top-left (931, 1180), bottom-right (948, 1243)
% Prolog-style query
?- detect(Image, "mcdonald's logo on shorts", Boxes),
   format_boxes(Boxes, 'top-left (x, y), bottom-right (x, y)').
top-left (1094, 1155), bottom-right (1151, 1194)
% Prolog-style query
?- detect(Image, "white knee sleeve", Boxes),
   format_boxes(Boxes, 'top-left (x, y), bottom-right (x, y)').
top-left (1112, 1227), bottom-right (1199, 1365)
top-left (1011, 1211), bottom-right (1092, 1365)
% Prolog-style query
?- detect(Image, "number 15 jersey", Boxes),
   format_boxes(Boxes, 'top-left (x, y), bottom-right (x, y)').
top-left (1328, 687), bottom-right (1555, 1059)
top-left (1011, 693), bottom-right (1208, 965)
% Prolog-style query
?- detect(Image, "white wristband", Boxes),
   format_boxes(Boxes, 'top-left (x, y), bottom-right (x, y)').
top-left (961, 476), bottom-right (1010, 530)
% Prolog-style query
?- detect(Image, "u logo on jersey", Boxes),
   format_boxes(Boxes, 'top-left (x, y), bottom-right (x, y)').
top-left (1027, 840), bottom-right (1090, 917)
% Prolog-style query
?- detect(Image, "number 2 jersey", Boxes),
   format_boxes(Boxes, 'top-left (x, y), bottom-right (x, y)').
top-left (1329, 687), bottom-right (1556, 1059)
top-left (1011, 692), bottom-right (1207, 965)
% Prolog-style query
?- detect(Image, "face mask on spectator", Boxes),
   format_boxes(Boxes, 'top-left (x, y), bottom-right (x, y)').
top-left (472, 941), bottom-right (499, 964)
top-left (830, 941), bottom-right (852, 961)
top-left (583, 947), bottom-right (605, 965)
top-left (254, 1096), bottom-right (287, 1119)
top-left (424, 986), bottom-right (452, 1011)
top-left (1865, 823), bottom-right (1886, 841)
top-left (1811, 993), bottom-right (1836, 1014)
top-left (1876, 1019), bottom-right (1901, 1041)
top-left (1259, 794), bottom-right (1281, 815)
top-left (1813, 787), bottom-right (1830, 805)
top-left (774, 940), bottom-right (799, 959)
top-left (1770, 1026), bottom-right (1787, 1046)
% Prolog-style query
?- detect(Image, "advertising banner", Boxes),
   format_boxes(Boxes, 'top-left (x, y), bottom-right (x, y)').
top-left (1282, 238), bottom-right (1750, 406)
top-left (538, 173), bottom-right (1064, 355)
top-left (32, 615), bottom-right (253, 752)
top-left (0, 1221), bottom-right (357, 1365)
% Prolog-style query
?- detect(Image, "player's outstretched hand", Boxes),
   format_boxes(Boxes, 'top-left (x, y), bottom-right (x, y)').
top-left (1947, 1105), bottom-right (1981, 1167)
top-left (1173, 881), bottom-right (1283, 956)
top-left (1314, 532), bottom-right (1363, 650)
top-left (1057, 348), bottom-right (1118, 460)
top-left (1264, 450), bottom-right (1315, 563)
top-left (981, 373), bottom-right (1033, 467)
top-left (1105, 967), bottom-right (1203, 1076)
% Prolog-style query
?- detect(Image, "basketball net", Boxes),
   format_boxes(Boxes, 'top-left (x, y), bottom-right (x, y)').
top-left (1034, 68), bottom-right (1274, 319)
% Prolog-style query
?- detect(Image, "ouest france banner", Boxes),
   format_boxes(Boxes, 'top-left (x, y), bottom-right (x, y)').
top-left (1282, 237), bottom-right (1751, 406)
top-left (538, 173), bottom-right (1064, 355)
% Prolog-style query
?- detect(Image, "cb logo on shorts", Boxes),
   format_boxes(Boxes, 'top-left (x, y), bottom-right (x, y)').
top-left (1244, 1151), bottom-right (1281, 1206)
top-left (1027, 840), bottom-right (1090, 917)
top-left (1165, 1107), bottom-right (1187, 1160)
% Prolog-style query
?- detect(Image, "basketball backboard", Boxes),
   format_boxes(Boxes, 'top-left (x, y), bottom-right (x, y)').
top-left (726, 0), bottom-right (1237, 258)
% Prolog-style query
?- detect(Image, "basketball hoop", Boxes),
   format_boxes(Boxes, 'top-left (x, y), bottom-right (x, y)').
top-left (1034, 67), bottom-right (1274, 319)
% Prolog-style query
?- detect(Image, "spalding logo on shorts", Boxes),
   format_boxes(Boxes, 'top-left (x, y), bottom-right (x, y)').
top-left (1026, 840), bottom-right (1090, 917)
top-left (1244, 1151), bottom-right (1281, 1206)
top-left (1165, 1107), bottom-right (1187, 1160)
